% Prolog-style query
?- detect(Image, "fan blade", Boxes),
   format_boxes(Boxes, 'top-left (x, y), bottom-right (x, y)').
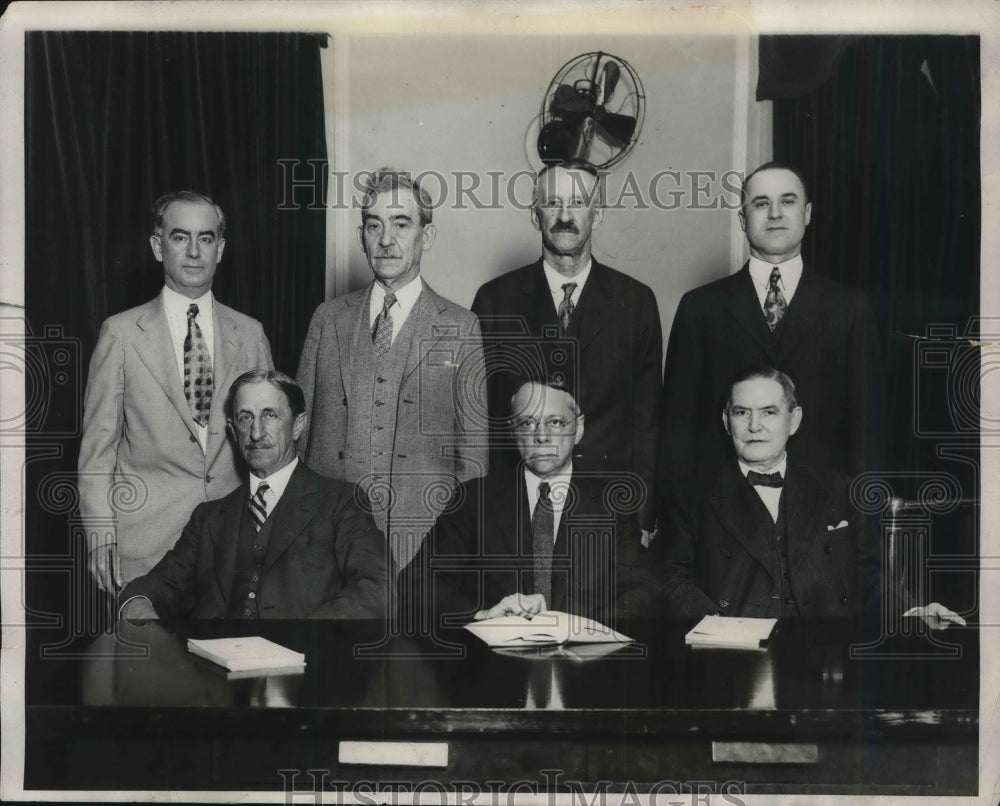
top-left (570, 116), bottom-right (597, 162)
top-left (593, 110), bottom-right (637, 146)
top-left (551, 83), bottom-right (596, 117)
top-left (537, 119), bottom-right (576, 164)
top-left (600, 61), bottom-right (621, 104)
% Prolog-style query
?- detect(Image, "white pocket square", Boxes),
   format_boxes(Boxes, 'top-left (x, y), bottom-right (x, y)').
top-left (827, 520), bottom-right (849, 531)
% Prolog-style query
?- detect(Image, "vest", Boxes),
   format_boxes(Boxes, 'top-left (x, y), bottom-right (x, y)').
top-left (227, 491), bottom-right (279, 619)
top-left (762, 496), bottom-right (799, 618)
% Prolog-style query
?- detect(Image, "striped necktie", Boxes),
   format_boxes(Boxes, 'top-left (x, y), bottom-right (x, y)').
top-left (249, 483), bottom-right (270, 532)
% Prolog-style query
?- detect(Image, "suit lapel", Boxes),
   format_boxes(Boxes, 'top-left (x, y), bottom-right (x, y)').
top-left (520, 261), bottom-right (562, 337)
top-left (213, 488), bottom-right (245, 607)
top-left (724, 265), bottom-right (777, 361)
top-left (402, 282), bottom-right (450, 381)
top-left (338, 288), bottom-right (371, 396)
top-left (263, 465), bottom-right (318, 573)
top-left (784, 465), bottom-right (822, 576)
top-left (568, 261), bottom-right (613, 354)
top-left (131, 298), bottom-right (200, 441)
top-left (776, 266), bottom-right (820, 365)
top-left (707, 462), bottom-right (776, 577)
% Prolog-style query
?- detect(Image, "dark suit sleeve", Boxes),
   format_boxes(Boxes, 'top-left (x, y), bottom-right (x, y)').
top-left (848, 293), bottom-right (886, 475)
top-left (612, 516), bottom-right (662, 618)
top-left (633, 284), bottom-right (663, 530)
top-left (654, 492), bottom-right (721, 618)
top-left (400, 484), bottom-right (484, 626)
top-left (117, 502), bottom-right (210, 617)
top-left (656, 291), bottom-right (703, 515)
top-left (295, 305), bottom-right (326, 460)
top-left (470, 286), bottom-right (508, 433)
top-left (311, 487), bottom-right (396, 620)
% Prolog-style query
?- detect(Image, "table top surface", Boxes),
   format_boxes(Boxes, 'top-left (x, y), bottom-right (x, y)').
top-left (25, 618), bottom-right (978, 732)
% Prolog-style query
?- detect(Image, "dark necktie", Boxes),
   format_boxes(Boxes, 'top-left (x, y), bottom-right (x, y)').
top-left (763, 266), bottom-right (787, 331)
top-left (249, 482), bottom-right (270, 532)
top-left (531, 481), bottom-right (554, 606)
top-left (184, 303), bottom-right (213, 426)
top-left (558, 283), bottom-right (577, 333)
top-left (372, 291), bottom-right (397, 361)
top-left (747, 470), bottom-right (784, 488)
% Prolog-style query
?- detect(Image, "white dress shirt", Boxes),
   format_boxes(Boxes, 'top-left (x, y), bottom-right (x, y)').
top-left (748, 255), bottom-right (804, 309)
top-left (542, 259), bottom-right (591, 318)
top-left (162, 285), bottom-right (214, 450)
top-left (369, 275), bottom-right (423, 344)
top-left (738, 455), bottom-right (788, 523)
top-left (524, 465), bottom-right (574, 544)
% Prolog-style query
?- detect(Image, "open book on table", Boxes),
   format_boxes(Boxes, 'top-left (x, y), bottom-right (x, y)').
top-left (464, 610), bottom-right (633, 648)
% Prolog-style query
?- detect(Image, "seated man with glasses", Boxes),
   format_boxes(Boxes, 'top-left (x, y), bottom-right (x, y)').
top-left (401, 376), bottom-right (658, 627)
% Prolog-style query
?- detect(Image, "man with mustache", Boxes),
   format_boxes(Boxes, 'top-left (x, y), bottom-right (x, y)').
top-left (472, 160), bottom-right (662, 539)
top-left (118, 370), bottom-right (393, 620)
top-left (657, 162), bottom-right (882, 515)
top-left (79, 191), bottom-right (273, 594)
top-left (402, 377), bottom-right (657, 625)
top-left (296, 169), bottom-right (487, 571)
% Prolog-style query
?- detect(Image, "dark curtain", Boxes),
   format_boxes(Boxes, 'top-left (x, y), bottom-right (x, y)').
top-left (24, 32), bottom-right (328, 638)
top-left (761, 35), bottom-right (980, 611)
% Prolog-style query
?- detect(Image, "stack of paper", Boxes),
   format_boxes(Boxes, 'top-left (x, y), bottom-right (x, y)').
top-left (187, 636), bottom-right (306, 673)
top-left (464, 611), bottom-right (633, 648)
top-left (684, 615), bottom-right (776, 649)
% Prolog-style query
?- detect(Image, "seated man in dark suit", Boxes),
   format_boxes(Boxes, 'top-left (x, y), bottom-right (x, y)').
top-left (402, 377), bottom-right (657, 626)
top-left (118, 370), bottom-right (394, 620)
top-left (658, 367), bottom-right (963, 628)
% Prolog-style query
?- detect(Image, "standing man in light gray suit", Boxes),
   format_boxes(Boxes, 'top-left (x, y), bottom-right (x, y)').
top-left (79, 191), bottom-right (273, 593)
top-left (296, 169), bottom-right (487, 571)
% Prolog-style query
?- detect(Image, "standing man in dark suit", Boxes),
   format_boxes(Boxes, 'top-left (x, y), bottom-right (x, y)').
top-left (472, 160), bottom-right (662, 536)
top-left (296, 169), bottom-right (487, 572)
top-left (402, 378), bottom-right (657, 626)
top-left (118, 370), bottom-right (393, 620)
top-left (658, 367), bottom-right (963, 628)
top-left (79, 191), bottom-right (273, 593)
top-left (657, 162), bottom-right (882, 511)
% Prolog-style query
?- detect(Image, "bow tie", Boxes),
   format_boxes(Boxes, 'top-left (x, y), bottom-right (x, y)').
top-left (747, 470), bottom-right (784, 487)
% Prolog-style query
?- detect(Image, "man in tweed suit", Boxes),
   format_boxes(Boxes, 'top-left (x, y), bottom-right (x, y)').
top-left (296, 169), bottom-right (487, 571)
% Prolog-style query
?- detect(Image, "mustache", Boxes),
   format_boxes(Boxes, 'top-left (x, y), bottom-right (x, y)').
top-left (550, 222), bottom-right (579, 233)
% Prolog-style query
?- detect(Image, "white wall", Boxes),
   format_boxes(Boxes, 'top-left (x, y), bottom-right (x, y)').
top-left (323, 33), bottom-right (771, 350)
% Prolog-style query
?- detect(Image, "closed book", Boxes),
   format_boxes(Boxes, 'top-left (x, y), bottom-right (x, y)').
top-left (187, 636), bottom-right (306, 672)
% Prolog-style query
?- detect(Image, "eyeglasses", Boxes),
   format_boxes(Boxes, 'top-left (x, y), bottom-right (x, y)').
top-left (509, 416), bottom-right (579, 434)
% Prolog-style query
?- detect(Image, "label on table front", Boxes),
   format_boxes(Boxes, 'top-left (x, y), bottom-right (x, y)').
top-left (712, 741), bottom-right (818, 764)
top-left (339, 741), bottom-right (449, 768)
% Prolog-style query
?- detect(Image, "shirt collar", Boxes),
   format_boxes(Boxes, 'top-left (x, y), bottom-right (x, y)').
top-left (523, 463), bottom-right (574, 496)
top-left (738, 454), bottom-right (787, 480)
top-left (162, 285), bottom-right (213, 318)
top-left (371, 274), bottom-right (423, 310)
top-left (542, 259), bottom-right (591, 295)
top-left (748, 255), bottom-right (803, 296)
top-left (249, 456), bottom-right (299, 500)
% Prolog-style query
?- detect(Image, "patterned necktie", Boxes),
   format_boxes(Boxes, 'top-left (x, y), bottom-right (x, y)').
top-left (249, 482), bottom-right (270, 532)
top-left (184, 303), bottom-right (213, 426)
top-left (558, 283), bottom-right (577, 333)
top-left (747, 470), bottom-right (784, 487)
top-left (372, 291), bottom-right (397, 361)
top-left (532, 481), bottom-right (554, 606)
top-left (763, 266), bottom-right (787, 331)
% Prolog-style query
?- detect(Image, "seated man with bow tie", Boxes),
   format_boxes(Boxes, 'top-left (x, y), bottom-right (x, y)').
top-left (658, 367), bottom-right (963, 628)
top-left (401, 376), bottom-right (657, 627)
top-left (118, 370), bottom-right (394, 620)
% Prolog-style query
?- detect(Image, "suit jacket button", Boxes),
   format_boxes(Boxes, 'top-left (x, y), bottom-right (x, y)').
top-left (840, 595), bottom-right (849, 606)
top-left (189, 435), bottom-right (197, 443)
top-left (205, 474), bottom-right (213, 483)
top-left (723, 548), bottom-right (733, 559)
top-left (337, 451), bottom-right (345, 460)
top-left (824, 544), bottom-right (833, 554)
top-left (341, 396), bottom-right (348, 406)
top-left (718, 599), bottom-right (729, 609)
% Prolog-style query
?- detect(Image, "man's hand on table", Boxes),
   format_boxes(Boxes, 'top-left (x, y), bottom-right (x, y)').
top-left (904, 601), bottom-right (967, 630)
top-left (475, 592), bottom-right (548, 621)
